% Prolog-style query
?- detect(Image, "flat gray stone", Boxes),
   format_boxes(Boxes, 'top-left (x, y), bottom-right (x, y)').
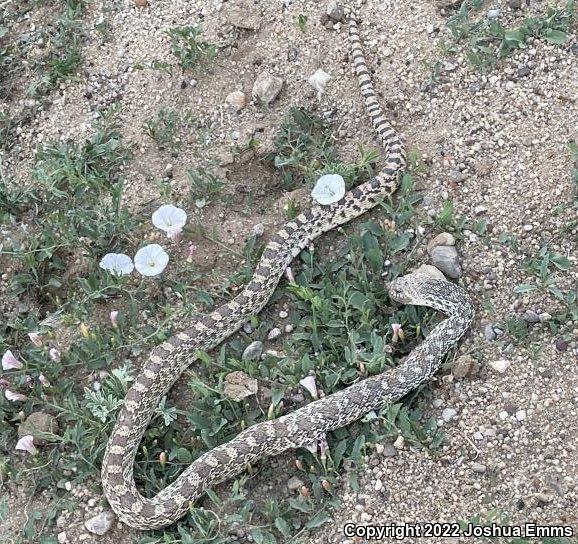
top-left (84, 510), bottom-right (116, 536)
top-left (430, 245), bottom-right (462, 278)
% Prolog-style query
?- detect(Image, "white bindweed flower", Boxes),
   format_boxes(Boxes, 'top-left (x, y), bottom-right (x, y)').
top-left (5, 389), bottom-right (28, 402)
top-left (299, 376), bottom-right (318, 399)
top-left (311, 174), bottom-right (345, 205)
top-left (134, 244), bottom-right (169, 277)
top-left (99, 253), bottom-right (134, 276)
top-left (2, 350), bottom-right (22, 370)
top-left (15, 435), bottom-right (37, 455)
top-left (28, 332), bottom-right (43, 346)
top-left (152, 205), bottom-right (187, 238)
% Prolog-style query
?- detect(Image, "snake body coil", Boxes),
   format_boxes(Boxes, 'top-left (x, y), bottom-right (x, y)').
top-left (101, 7), bottom-right (474, 529)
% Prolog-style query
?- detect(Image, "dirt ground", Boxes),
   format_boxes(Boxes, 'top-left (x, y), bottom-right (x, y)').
top-left (1, 0), bottom-right (577, 543)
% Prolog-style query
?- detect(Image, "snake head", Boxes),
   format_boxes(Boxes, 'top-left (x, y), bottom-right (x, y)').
top-left (388, 272), bottom-right (448, 306)
top-left (387, 275), bottom-right (415, 304)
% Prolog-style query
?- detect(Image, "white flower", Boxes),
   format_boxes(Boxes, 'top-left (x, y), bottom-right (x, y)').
top-left (152, 205), bottom-right (187, 238)
top-left (99, 253), bottom-right (134, 276)
top-left (15, 435), bottom-right (37, 455)
top-left (134, 244), bottom-right (169, 277)
top-left (299, 376), bottom-right (318, 399)
top-left (2, 350), bottom-right (22, 370)
top-left (311, 174), bottom-right (345, 205)
top-left (5, 389), bottom-right (28, 402)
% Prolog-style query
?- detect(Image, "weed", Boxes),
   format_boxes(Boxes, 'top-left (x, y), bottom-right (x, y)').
top-left (143, 108), bottom-right (195, 150)
top-left (267, 107), bottom-right (337, 190)
top-left (444, 0), bottom-right (576, 71)
top-left (297, 14), bottom-right (308, 32)
top-left (186, 167), bottom-right (226, 209)
top-left (167, 26), bottom-right (217, 71)
top-left (2, 110), bottom-right (136, 306)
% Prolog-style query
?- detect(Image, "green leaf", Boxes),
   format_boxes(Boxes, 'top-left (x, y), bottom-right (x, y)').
top-left (504, 28), bottom-right (525, 42)
top-left (274, 517), bottom-right (292, 537)
top-left (288, 497), bottom-right (313, 513)
top-left (348, 291), bottom-right (367, 311)
top-left (544, 30), bottom-right (567, 44)
top-left (513, 283), bottom-right (537, 294)
top-left (305, 510), bottom-right (331, 529)
top-left (550, 254), bottom-right (571, 270)
top-left (0, 27), bottom-right (8, 38)
top-left (173, 447), bottom-right (193, 463)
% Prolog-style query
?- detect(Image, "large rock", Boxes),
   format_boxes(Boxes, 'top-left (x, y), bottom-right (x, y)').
top-left (223, 371), bottom-right (258, 401)
top-left (84, 510), bottom-right (116, 535)
top-left (18, 412), bottom-right (59, 445)
top-left (252, 72), bottom-right (283, 105)
top-left (228, 5), bottom-right (261, 30)
top-left (430, 245), bottom-right (462, 278)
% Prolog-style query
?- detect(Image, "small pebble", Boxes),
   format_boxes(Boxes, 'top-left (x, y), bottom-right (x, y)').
top-left (489, 359), bottom-right (510, 373)
top-left (242, 341), bottom-right (263, 361)
top-left (267, 327), bottom-right (281, 340)
top-left (442, 408), bottom-right (457, 422)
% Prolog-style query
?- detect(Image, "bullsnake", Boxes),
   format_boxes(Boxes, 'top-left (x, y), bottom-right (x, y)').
top-left (101, 5), bottom-right (474, 529)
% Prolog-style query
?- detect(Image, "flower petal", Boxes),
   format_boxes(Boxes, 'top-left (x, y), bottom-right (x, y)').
top-left (15, 435), bottom-right (37, 455)
top-left (5, 389), bottom-right (28, 402)
top-left (2, 350), bottom-right (23, 370)
top-left (152, 205), bottom-right (187, 234)
top-left (99, 253), bottom-right (134, 276)
top-left (299, 376), bottom-right (318, 399)
top-left (311, 174), bottom-right (345, 205)
top-left (28, 332), bottom-right (43, 346)
top-left (134, 244), bottom-right (169, 277)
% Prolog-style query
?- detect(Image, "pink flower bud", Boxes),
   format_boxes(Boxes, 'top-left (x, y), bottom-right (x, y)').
top-left (28, 332), bottom-right (43, 346)
top-left (39, 373), bottom-right (51, 387)
top-left (284, 266), bottom-right (296, 284)
top-left (186, 244), bottom-right (197, 263)
top-left (391, 323), bottom-right (404, 343)
top-left (299, 376), bottom-right (318, 399)
top-left (110, 311), bottom-right (119, 328)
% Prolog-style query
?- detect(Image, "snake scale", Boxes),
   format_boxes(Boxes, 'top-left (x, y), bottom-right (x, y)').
top-left (101, 5), bottom-right (475, 530)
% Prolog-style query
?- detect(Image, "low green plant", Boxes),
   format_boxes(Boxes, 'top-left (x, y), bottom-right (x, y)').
top-left (445, 0), bottom-right (576, 71)
top-left (167, 26), bottom-right (217, 71)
